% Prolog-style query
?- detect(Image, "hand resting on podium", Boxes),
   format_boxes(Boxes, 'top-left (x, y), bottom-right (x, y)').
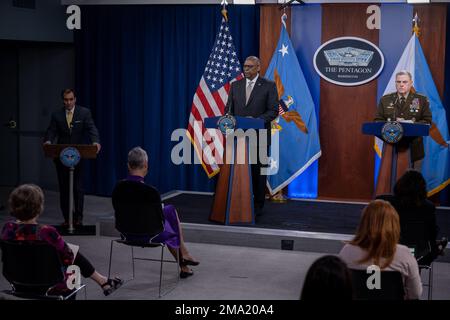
top-left (396, 118), bottom-right (414, 124)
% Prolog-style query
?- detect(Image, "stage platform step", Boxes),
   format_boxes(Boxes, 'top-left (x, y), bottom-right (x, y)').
top-left (98, 218), bottom-right (450, 262)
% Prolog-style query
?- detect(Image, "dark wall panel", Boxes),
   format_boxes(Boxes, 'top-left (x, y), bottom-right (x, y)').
top-left (259, 4), bottom-right (291, 75)
top-left (415, 4), bottom-right (447, 99)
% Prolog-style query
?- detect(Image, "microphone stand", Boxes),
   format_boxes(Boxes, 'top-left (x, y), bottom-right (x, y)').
top-left (68, 121), bottom-right (75, 233)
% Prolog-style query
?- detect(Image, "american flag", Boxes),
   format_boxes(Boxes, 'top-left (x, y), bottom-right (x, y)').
top-left (278, 99), bottom-right (289, 116)
top-left (187, 17), bottom-right (243, 177)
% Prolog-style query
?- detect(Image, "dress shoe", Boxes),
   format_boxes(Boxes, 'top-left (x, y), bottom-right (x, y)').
top-left (255, 207), bottom-right (263, 217)
top-left (180, 269), bottom-right (194, 279)
top-left (102, 277), bottom-right (123, 296)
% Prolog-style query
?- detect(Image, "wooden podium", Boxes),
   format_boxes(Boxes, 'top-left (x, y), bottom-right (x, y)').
top-left (362, 122), bottom-right (429, 196)
top-left (43, 144), bottom-right (97, 160)
top-left (204, 116), bottom-right (264, 225)
top-left (43, 144), bottom-right (97, 235)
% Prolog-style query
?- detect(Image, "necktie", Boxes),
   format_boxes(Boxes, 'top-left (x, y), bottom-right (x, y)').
top-left (399, 96), bottom-right (406, 108)
top-left (246, 81), bottom-right (254, 104)
top-left (66, 110), bottom-right (73, 128)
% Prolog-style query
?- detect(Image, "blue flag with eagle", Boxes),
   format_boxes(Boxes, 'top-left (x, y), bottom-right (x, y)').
top-left (265, 20), bottom-right (321, 195)
top-left (375, 34), bottom-right (450, 195)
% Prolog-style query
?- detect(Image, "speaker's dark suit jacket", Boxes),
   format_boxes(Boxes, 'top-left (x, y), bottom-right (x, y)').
top-left (224, 76), bottom-right (278, 210)
top-left (44, 105), bottom-right (100, 223)
top-left (45, 106), bottom-right (100, 144)
top-left (224, 76), bottom-right (278, 145)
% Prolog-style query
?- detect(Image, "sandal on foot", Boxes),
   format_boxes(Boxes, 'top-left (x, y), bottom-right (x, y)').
top-left (102, 277), bottom-right (123, 296)
top-left (180, 269), bottom-right (194, 279)
top-left (181, 258), bottom-right (200, 266)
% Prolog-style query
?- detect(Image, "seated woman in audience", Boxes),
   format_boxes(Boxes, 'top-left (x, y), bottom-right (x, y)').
top-left (378, 170), bottom-right (447, 266)
top-left (339, 199), bottom-right (422, 300)
top-left (1, 184), bottom-right (123, 296)
top-left (300, 255), bottom-right (353, 300)
top-left (112, 146), bottom-right (199, 279)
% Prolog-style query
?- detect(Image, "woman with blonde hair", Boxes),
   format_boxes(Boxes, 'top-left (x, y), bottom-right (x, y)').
top-left (339, 199), bottom-right (422, 299)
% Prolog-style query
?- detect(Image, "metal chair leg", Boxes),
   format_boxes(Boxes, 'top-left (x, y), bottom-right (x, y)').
top-left (429, 265), bottom-right (433, 300)
top-left (177, 248), bottom-right (180, 280)
top-left (158, 245), bottom-right (164, 298)
top-left (131, 246), bottom-right (135, 280)
top-left (83, 285), bottom-right (87, 300)
top-left (420, 264), bottom-right (433, 300)
top-left (108, 240), bottom-right (114, 279)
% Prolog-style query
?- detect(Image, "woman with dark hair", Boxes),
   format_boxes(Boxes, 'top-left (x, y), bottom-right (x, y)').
top-left (300, 255), bottom-right (353, 300)
top-left (1, 184), bottom-right (123, 296)
top-left (378, 170), bottom-right (447, 266)
top-left (339, 200), bottom-right (422, 300)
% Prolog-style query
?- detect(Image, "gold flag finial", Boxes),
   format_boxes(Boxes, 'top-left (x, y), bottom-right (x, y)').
top-left (413, 12), bottom-right (420, 37)
top-left (221, 0), bottom-right (228, 22)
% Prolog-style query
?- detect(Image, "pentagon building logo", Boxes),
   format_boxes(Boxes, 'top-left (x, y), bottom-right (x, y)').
top-left (314, 37), bottom-right (384, 86)
top-left (323, 47), bottom-right (374, 67)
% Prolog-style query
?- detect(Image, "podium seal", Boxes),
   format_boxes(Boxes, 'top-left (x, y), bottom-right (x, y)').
top-left (381, 121), bottom-right (404, 144)
top-left (217, 114), bottom-right (236, 135)
top-left (60, 147), bottom-right (81, 168)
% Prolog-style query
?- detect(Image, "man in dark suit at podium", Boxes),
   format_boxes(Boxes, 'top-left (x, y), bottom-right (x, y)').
top-left (224, 56), bottom-right (278, 215)
top-left (374, 70), bottom-right (432, 170)
top-left (44, 89), bottom-right (101, 226)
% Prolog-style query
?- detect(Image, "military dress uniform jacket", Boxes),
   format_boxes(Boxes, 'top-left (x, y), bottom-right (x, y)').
top-left (374, 92), bottom-right (432, 162)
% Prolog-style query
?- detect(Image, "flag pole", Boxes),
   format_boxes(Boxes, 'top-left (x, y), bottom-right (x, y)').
top-left (270, 6), bottom-right (289, 204)
top-left (410, 13), bottom-right (421, 94)
top-left (413, 12), bottom-right (420, 37)
top-left (221, 0), bottom-right (228, 22)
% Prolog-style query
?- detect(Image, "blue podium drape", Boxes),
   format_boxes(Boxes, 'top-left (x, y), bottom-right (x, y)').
top-left (74, 5), bottom-right (260, 196)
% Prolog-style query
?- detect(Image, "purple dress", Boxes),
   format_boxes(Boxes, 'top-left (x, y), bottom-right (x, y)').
top-left (125, 175), bottom-right (180, 248)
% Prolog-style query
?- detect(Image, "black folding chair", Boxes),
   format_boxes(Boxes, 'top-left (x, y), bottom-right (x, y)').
top-left (109, 180), bottom-right (179, 298)
top-left (400, 220), bottom-right (434, 300)
top-left (376, 194), bottom-right (435, 300)
top-left (0, 240), bottom-right (86, 300)
top-left (350, 269), bottom-right (405, 300)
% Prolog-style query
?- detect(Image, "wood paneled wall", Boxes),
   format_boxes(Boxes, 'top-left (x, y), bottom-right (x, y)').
top-left (318, 4), bottom-right (378, 200)
top-left (415, 4), bottom-right (447, 98)
top-left (259, 5), bottom-right (290, 75)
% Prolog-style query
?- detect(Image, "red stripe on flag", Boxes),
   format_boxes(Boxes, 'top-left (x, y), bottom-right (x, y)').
top-left (212, 90), bottom-right (225, 114)
top-left (195, 88), bottom-right (216, 119)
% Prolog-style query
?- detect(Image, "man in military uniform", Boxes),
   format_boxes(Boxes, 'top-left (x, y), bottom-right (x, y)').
top-left (374, 70), bottom-right (432, 170)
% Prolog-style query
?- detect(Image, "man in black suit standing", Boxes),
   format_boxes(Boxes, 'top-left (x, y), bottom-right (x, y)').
top-left (224, 56), bottom-right (278, 215)
top-left (44, 89), bottom-right (101, 226)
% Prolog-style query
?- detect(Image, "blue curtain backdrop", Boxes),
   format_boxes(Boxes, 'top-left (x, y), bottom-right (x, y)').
top-left (74, 5), bottom-right (260, 196)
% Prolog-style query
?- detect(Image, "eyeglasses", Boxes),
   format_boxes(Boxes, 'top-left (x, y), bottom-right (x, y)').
top-left (243, 64), bottom-right (257, 69)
